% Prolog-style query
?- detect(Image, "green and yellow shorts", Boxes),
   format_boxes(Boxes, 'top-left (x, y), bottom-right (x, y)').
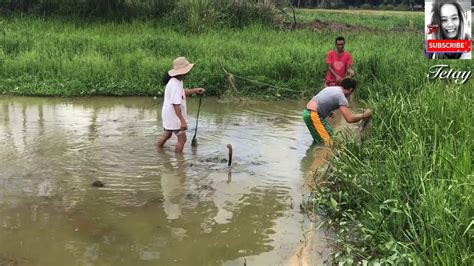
top-left (303, 109), bottom-right (334, 143)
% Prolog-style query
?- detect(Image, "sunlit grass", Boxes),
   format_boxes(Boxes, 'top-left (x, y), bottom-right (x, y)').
top-left (0, 14), bottom-right (428, 97)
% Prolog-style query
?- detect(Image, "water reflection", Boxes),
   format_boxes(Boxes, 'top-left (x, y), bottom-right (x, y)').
top-left (300, 143), bottom-right (332, 182)
top-left (158, 151), bottom-right (187, 220)
top-left (0, 96), bottom-right (332, 265)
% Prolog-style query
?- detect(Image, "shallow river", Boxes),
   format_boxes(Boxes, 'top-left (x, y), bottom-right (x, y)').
top-left (0, 96), bottom-right (347, 265)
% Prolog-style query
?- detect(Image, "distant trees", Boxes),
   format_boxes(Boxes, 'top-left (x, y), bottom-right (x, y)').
top-left (0, 1), bottom-right (286, 29)
top-left (0, 0), bottom-right (176, 16)
top-left (0, 0), bottom-right (435, 17)
top-left (8, 0), bottom-right (34, 12)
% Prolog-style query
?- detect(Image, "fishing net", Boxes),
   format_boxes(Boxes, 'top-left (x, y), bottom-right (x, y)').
top-left (219, 62), bottom-right (309, 101)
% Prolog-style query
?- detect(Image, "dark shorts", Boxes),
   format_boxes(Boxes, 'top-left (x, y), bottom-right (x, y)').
top-left (164, 129), bottom-right (185, 136)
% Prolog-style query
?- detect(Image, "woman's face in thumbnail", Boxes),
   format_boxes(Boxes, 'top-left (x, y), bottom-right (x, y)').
top-left (440, 4), bottom-right (460, 39)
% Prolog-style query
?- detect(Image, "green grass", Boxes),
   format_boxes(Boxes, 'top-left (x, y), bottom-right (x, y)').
top-left (295, 9), bottom-right (423, 31)
top-left (313, 83), bottom-right (473, 264)
top-left (279, 9), bottom-right (470, 265)
top-left (0, 13), bottom-right (426, 97)
top-left (0, 11), bottom-right (472, 263)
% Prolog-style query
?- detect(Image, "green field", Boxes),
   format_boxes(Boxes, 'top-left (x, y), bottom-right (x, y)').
top-left (296, 8), bottom-right (423, 30)
top-left (1, 9), bottom-right (472, 264)
top-left (0, 9), bottom-right (429, 98)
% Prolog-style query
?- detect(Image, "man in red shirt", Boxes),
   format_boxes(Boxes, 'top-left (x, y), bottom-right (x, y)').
top-left (325, 36), bottom-right (355, 86)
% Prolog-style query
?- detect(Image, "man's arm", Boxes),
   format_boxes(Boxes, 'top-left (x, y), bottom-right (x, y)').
top-left (173, 104), bottom-right (187, 130)
top-left (339, 106), bottom-right (372, 123)
top-left (346, 65), bottom-right (355, 78)
top-left (185, 88), bottom-right (205, 96)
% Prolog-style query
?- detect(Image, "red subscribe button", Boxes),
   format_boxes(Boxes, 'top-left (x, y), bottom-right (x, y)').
top-left (427, 40), bottom-right (472, 53)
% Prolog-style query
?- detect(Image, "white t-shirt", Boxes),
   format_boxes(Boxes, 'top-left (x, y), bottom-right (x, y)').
top-left (162, 78), bottom-right (186, 130)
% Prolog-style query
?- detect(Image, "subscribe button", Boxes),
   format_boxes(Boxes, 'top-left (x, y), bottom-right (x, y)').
top-left (427, 40), bottom-right (472, 53)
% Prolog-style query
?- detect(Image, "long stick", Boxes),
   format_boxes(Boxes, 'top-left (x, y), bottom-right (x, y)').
top-left (191, 94), bottom-right (202, 146)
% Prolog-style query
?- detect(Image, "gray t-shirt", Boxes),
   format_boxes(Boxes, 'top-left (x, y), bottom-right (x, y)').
top-left (312, 86), bottom-right (349, 119)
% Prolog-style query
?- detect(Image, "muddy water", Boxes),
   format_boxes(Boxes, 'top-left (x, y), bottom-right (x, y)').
top-left (0, 96), bottom-right (347, 266)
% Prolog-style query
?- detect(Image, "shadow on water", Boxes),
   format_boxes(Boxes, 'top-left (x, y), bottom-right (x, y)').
top-left (0, 96), bottom-right (343, 265)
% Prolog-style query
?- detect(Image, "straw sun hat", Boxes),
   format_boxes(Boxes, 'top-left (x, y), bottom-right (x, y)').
top-left (168, 57), bottom-right (195, 77)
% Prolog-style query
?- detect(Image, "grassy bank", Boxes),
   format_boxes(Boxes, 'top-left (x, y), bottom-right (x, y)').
top-left (0, 10), bottom-right (425, 98)
top-left (312, 82), bottom-right (472, 264)
top-left (301, 11), bottom-right (472, 263)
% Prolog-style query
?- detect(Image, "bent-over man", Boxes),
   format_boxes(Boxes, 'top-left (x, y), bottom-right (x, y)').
top-left (303, 78), bottom-right (372, 143)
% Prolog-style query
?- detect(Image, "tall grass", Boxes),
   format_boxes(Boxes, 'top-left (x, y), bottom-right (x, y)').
top-left (283, 9), bottom-right (470, 264)
top-left (170, 0), bottom-right (278, 32)
top-left (0, 14), bottom-right (429, 97)
top-left (301, 12), bottom-right (473, 262)
top-left (0, 0), bottom-right (280, 26)
top-left (173, 0), bottom-right (220, 32)
top-left (1, 0), bottom-right (177, 18)
top-left (312, 78), bottom-right (473, 263)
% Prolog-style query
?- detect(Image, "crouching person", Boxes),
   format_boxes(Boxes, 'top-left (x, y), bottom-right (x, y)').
top-left (303, 78), bottom-right (372, 144)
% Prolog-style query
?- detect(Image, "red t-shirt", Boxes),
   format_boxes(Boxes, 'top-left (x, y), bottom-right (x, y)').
top-left (325, 50), bottom-right (353, 86)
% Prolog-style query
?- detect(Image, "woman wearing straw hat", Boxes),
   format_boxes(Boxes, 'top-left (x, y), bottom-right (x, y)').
top-left (157, 57), bottom-right (205, 153)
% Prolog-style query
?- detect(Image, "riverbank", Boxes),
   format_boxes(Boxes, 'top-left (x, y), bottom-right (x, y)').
top-left (311, 83), bottom-right (472, 264)
top-left (0, 12), bottom-right (423, 98)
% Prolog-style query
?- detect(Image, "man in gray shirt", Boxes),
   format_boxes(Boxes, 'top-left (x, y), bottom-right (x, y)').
top-left (303, 78), bottom-right (372, 143)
